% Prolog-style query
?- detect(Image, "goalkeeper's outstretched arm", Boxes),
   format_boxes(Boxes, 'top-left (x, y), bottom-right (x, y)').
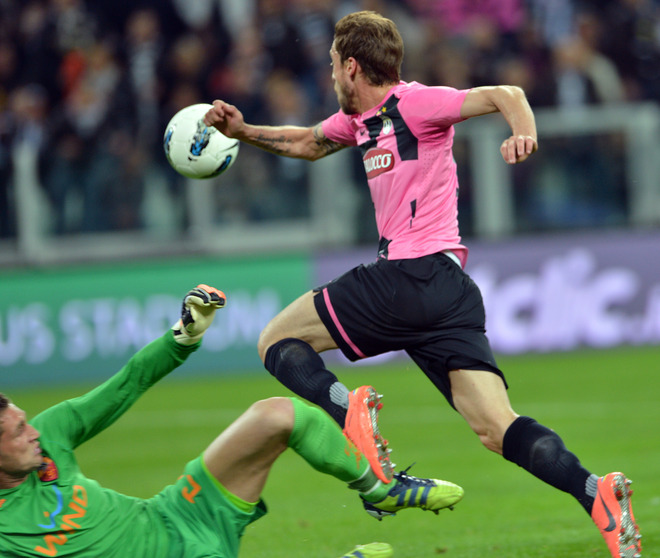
top-left (34, 285), bottom-right (227, 448)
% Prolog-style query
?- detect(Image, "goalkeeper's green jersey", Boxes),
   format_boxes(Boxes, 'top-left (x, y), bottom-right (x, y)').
top-left (0, 333), bottom-right (198, 558)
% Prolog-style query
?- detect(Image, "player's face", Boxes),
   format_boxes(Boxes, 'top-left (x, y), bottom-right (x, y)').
top-left (0, 404), bottom-right (42, 484)
top-left (330, 43), bottom-right (358, 114)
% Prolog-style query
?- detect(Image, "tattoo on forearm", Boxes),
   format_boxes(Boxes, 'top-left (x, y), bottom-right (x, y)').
top-left (313, 124), bottom-right (345, 156)
top-left (248, 125), bottom-right (345, 158)
top-left (253, 134), bottom-right (293, 155)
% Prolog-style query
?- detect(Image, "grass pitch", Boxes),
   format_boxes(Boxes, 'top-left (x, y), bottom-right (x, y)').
top-left (14, 344), bottom-right (659, 557)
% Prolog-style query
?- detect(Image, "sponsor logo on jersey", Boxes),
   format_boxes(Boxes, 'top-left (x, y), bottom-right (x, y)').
top-left (34, 485), bottom-right (89, 556)
top-left (38, 457), bottom-right (59, 482)
top-left (363, 147), bottom-right (394, 179)
top-left (38, 486), bottom-right (63, 529)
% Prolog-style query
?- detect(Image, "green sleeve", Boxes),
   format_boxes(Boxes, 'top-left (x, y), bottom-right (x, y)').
top-left (31, 332), bottom-right (199, 449)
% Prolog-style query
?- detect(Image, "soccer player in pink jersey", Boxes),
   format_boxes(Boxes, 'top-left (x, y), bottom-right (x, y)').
top-left (204, 11), bottom-right (641, 557)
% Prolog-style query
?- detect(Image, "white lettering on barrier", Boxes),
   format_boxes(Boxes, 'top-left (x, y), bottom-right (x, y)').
top-left (0, 304), bottom-right (55, 365)
top-left (60, 296), bottom-right (183, 360)
top-left (638, 286), bottom-right (660, 341)
top-left (472, 249), bottom-right (656, 354)
top-left (60, 300), bottom-right (95, 362)
top-left (0, 255), bottom-right (658, 369)
top-left (0, 290), bottom-right (281, 368)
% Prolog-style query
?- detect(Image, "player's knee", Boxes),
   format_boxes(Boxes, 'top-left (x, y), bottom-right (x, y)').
top-left (257, 327), bottom-right (281, 363)
top-left (466, 412), bottom-right (517, 455)
top-left (478, 431), bottom-right (504, 454)
top-left (257, 331), bottom-right (269, 363)
top-left (472, 421), bottom-right (512, 455)
top-left (248, 397), bottom-right (295, 438)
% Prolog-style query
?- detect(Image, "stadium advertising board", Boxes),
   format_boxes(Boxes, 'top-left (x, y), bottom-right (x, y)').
top-left (2, 230), bottom-right (658, 388)
top-left (0, 255), bottom-right (309, 387)
top-left (316, 230), bottom-right (660, 357)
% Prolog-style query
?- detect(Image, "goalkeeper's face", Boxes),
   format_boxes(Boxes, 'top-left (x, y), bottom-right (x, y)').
top-left (0, 404), bottom-right (43, 485)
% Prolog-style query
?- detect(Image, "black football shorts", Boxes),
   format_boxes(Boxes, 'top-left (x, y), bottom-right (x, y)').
top-left (313, 251), bottom-right (506, 407)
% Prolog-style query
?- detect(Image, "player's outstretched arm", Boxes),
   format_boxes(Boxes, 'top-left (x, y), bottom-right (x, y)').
top-left (172, 284), bottom-right (226, 345)
top-left (204, 100), bottom-right (345, 161)
top-left (460, 85), bottom-right (538, 164)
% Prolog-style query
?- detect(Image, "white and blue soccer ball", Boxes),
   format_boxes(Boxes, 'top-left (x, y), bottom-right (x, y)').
top-left (163, 103), bottom-right (239, 179)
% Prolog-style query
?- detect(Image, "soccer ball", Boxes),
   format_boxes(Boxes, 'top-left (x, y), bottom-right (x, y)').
top-left (163, 103), bottom-right (239, 179)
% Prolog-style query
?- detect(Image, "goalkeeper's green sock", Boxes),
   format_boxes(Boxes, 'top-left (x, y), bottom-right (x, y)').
top-left (287, 398), bottom-right (390, 502)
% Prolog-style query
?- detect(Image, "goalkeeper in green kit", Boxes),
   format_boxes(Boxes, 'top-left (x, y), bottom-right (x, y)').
top-left (0, 285), bottom-right (462, 558)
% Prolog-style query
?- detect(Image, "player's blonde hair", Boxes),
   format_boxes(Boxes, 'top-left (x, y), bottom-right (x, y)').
top-left (334, 11), bottom-right (403, 86)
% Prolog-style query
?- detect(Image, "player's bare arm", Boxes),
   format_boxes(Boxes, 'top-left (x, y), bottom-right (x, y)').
top-left (312, 123), bottom-right (346, 158)
top-left (461, 85), bottom-right (538, 164)
top-left (204, 100), bottom-right (345, 161)
top-left (237, 123), bottom-right (345, 160)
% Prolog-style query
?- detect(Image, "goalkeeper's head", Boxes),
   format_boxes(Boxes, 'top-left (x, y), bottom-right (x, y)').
top-left (0, 393), bottom-right (10, 435)
top-left (0, 393), bottom-right (45, 485)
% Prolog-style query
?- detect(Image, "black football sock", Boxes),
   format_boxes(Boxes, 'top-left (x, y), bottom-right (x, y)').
top-left (503, 416), bottom-right (599, 515)
top-left (265, 338), bottom-right (350, 426)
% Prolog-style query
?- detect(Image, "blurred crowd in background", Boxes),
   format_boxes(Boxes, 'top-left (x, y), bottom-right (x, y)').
top-left (0, 0), bottom-right (659, 241)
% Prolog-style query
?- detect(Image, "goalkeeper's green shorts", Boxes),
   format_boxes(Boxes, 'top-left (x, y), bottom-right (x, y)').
top-left (152, 455), bottom-right (267, 558)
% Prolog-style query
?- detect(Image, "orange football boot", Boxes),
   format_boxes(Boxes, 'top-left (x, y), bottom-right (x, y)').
top-left (343, 386), bottom-right (393, 483)
top-left (591, 472), bottom-right (642, 557)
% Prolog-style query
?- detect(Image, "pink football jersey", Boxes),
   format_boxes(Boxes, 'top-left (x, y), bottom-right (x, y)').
top-left (322, 81), bottom-right (470, 267)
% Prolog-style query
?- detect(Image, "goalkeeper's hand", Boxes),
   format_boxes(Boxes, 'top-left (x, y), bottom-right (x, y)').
top-left (172, 284), bottom-right (226, 345)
